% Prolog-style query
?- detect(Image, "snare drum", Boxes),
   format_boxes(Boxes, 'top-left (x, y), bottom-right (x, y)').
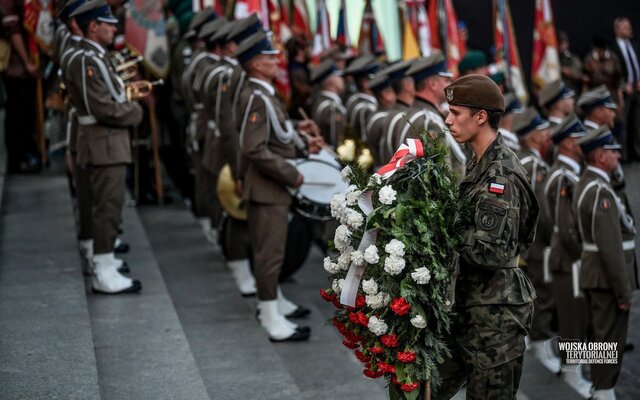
top-left (289, 149), bottom-right (348, 221)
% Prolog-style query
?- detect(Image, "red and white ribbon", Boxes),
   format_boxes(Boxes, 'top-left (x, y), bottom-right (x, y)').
top-left (375, 138), bottom-right (425, 179)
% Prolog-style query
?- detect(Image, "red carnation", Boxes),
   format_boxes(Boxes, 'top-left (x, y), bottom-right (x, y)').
top-left (401, 382), bottom-right (420, 392)
top-left (363, 368), bottom-right (384, 379)
top-left (342, 340), bottom-right (359, 349)
top-left (380, 334), bottom-right (398, 348)
top-left (355, 294), bottom-right (366, 308)
top-left (390, 297), bottom-right (411, 316)
top-left (391, 375), bottom-right (400, 385)
top-left (355, 350), bottom-right (371, 363)
top-left (320, 289), bottom-right (335, 302)
top-left (345, 331), bottom-right (361, 343)
top-left (369, 346), bottom-right (384, 354)
top-left (349, 311), bottom-right (369, 327)
top-left (377, 361), bottom-right (396, 374)
top-left (332, 298), bottom-right (344, 309)
top-left (397, 351), bottom-right (416, 363)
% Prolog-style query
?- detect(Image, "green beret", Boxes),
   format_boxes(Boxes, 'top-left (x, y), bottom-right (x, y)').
top-left (444, 74), bottom-right (505, 112)
top-left (458, 50), bottom-right (487, 75)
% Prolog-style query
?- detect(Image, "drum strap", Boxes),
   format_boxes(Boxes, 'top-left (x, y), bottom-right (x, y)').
top-left (253, 90), bottom-right (306, 150)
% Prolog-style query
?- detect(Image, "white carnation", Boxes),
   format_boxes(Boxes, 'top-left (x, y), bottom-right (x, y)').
top-left (363, 245), bottom-right (380, 264)
top-left (367, 316), bottom-right (388, 336)
top-left (410, 314), bottom-right (427, 329)
top-left (323, 256), bottom-right (340, 274)
top-left (384, 256), bottom-right (406, 275)
top-left (350, 250), bottom-right (364, 266)
top-left (334, 225), bottom-right (351, 251)
top-left (365, 292), bottom-right (390, 309)
top-left (369, 174), bottom-right (382, 186)
top-left (330, 193), bottom-right (347, 219)
top-left (345, 209), bottom-right (364, 230)
top-left (337, 247), bottom-right (353, 270)
top-left (378, 185), bottom-right (397, 205)
top-left (341, 165), bottom-right (352, 183)
top-left (384, 239), bottom-right (405, 257)
top-left (362, 278), bottom-right (378, 295)
top-left (332, 278), bottom-right (345, 294)
top-left (411, 267), bottom-right (432, 284)
top-left (346, 189), bottom-right (362, 206)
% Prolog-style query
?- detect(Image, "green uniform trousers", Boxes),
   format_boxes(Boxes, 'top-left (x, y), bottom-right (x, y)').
top-left (524, 260), bottom-right (555, 340)
top-left (90, 164), bottom-right (126, 254)
top-left (551, 271), bottom-right (588, 341)
top-left (584, 289), bottom-right (629, 389)
top-left (435, 303), bottom-right (533, 400)
top-left (247, 203), bottom-right (289, 300)
top-left (224, 216), bottom-right (251, 261)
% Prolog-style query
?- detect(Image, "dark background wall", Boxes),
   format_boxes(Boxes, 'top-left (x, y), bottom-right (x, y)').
top-left (453, 0), bottom-right (640, 83)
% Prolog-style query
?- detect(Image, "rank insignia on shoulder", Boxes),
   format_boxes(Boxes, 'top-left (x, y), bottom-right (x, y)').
top-left (222, 83), bottom-right (228, 92)
top-left (250, 112), bottom-right (259, 123)
top-left (600, 198), bottom-right (610, 210)
top-left (489, 182), bottom-right (505, 194)
top-left (86, 66), bottom-right (95, 77)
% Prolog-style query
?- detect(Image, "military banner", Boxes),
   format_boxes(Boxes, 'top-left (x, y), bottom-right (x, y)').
top-left (125, 0), bottom-right (170, 78)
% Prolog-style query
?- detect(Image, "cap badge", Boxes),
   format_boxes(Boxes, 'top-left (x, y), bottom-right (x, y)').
top-left (446, 88), bottom-right (454, 102)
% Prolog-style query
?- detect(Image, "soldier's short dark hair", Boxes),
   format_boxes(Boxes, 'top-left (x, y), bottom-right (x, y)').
top-left (78, 21), bottom-right (91, 36)
top-left (470, 107), bottom-right (502, 130)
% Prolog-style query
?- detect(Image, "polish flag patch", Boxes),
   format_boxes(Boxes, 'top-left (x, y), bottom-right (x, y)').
top-left (489, 182), bottom-right (505, 194)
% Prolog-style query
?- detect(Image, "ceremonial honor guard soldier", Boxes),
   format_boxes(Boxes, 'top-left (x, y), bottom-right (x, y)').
top-left (235, 31), bottom-right (324, 341)
top-left (378, 60), bottom-right (414, 162)
top-left (578, 85), bottom-right (618, 131)
top-left (392, 53), bottom-right (467, 177)
top-left (498, 93), bottom-right (525, 152)
top-left (310, 59), bottom-right (347, 148)
top-left (538, 79), bottom-right (576, 161)
top-left (542, 115), bottom-right (592, 397)
top-left (511, 107), bottom-right (561, 373)
top-left (344, 54), bottom-right (380, 142)
top-left (364, 72), bottom-right (396, 167)
top-left (437, 75), bottom-right (538, 399)
top-left (65, 0), bottom-right (143, 294)
top-left (573, 126), bottom-right (638, 400)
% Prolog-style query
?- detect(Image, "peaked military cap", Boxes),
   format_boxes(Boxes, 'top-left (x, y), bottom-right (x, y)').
top-left (503, 93), bottom-right (525, 115)
top-left (344, 54), bottom-right (380, 78)
top-left (234, 31), bottom-right (279, 65)
top-left (512, 107), bottom-right (550, 136)
top-left (228, 14), bottom-right (263, 44)
top-left (577, 85), bottom-right (617, 112)
top-left (210, 20), bottom-right (237, 44)
top-left (406, 52), bottom-right (452, 84)
top-left (59, 0), bottom-right (85, 23)
top-left (551, 113), bottom-right (586, 144)
top-left (198, 17), bottom-right (227, 40)
top-left (185, 7), bottom-right (217, 39)
top-left (379, 60), bottom-right (413, 85)
top-left (368, 73), bottom-right (392, 94)
top-left (538, 79), bottom-right (575, 108)
top-left (444, 74), bottom-right (505, 112)
top-left (577, 125), bottom-right (622, 153)
top-left (310, 59), bottom-right (343, 84)
top-left (458, 50), bottom-right (487, 75)
top-left (70, 0), bottom-right (118, 25)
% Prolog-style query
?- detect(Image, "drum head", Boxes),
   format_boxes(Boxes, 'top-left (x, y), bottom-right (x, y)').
top-left (296, 159), bottom-right (348, 205)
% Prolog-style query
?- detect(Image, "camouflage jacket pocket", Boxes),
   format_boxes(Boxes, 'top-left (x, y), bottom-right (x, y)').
top-left (473, 198), bottom-right (510, 245)
top-left (475, 334), bottom-right (525, 369)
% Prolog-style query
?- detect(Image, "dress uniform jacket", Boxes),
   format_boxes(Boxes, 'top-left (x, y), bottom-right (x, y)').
top-left (377, 100), bottom-right (411, 164)
top-left (221, 61), bottom-right (248, 179)
top-left (365, 106), bottom-right (392, 167)
top-left (345, 92), bottom-right (377, 142)
top-left (391, 96), bottom-right (466, 177)
top-left (310, 90), bottom-right (347, 147)
top-left (573, 167), bottom-right (638, 302)
top-left (199, 56), bottom-right (233, 176)
top-left (52, 23), bottom-right (71, 66)
top-left (238, 77), bottom-right (306, 205)
top-left (65, 39), bottom-right (143, 167)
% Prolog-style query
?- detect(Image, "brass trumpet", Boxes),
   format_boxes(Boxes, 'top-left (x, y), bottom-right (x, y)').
top-left (336, 138), bottom-right (374, 170)
top-left (116, 55), bottom-right (144, 81)
top-left (126, 79), bottom-right (164, 101)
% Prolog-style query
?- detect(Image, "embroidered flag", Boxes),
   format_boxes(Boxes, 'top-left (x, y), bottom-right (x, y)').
top-left (489, 182), bottom-right (505, 194)
top-left (531, 0), bottom-right (560, 87)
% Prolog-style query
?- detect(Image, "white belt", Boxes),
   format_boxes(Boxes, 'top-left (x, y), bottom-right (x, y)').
top-left (77, 115), bottom-right (97, 125)
top-left (583, 240), bottom-right (636, 252)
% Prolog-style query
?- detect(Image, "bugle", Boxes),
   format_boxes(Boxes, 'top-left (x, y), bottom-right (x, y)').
top-left (126, 79), bottom-right (164, 101)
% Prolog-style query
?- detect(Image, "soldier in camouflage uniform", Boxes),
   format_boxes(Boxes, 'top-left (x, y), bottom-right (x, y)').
top-left (436, 75), bottom-right (538, 400)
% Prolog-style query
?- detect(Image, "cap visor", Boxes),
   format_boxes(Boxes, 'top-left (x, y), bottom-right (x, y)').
top-left (439, 71), bottom-right (454, 78)
top-left (605, 102), bottom-right (617, 109)
top-left (603, 143), bottom-right (623, 150)
top-left (562, 89), bottom-right (576, 98)
top-left (536, 121), bottom-right (551, 130)
top-left (97, 16), bottom-right (119, 24)
top-left (260, 49), bottom-right (281, 55)
top-left (184, 30), bottom-right (197, 39)
top-left (570, 131), bottom-right (586, 138)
